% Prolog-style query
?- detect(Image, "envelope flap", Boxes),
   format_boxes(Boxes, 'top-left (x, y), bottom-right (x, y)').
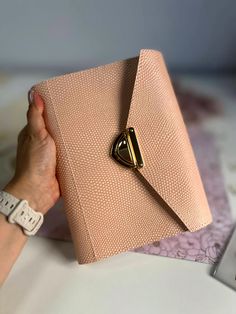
top-left (126, 49), bottom-right (212, 231)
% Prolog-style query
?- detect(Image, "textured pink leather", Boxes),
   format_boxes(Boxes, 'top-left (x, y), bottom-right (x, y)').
top-left (33, 49), bottom-right (212, 264)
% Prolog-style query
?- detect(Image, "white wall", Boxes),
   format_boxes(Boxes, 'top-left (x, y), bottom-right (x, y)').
top-left (0, 0), bottom-right (235, 71)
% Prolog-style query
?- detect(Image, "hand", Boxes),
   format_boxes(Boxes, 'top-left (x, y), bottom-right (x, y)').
top-left (3, 90), bottom-right (61, 215)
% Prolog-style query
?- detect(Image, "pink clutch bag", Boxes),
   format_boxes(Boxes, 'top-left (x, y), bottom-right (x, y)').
top-left (33, 49), bottom-right (212, 264)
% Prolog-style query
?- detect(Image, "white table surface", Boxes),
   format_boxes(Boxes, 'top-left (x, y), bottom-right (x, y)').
top-left (1, 237), bottom-right (236, 314)
top-left (0, 74), bottom-right (236, 314)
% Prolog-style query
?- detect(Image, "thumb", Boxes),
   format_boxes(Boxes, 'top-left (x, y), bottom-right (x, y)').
top-left (27, 90), bottom-right (47, 139)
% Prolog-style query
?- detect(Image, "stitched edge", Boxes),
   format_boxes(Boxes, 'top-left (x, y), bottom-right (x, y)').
top-left (46, 81), bottom-right (97, 262)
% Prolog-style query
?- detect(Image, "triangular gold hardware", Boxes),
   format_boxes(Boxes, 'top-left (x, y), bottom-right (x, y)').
top-left (111, 127), bottom-right (144, 168)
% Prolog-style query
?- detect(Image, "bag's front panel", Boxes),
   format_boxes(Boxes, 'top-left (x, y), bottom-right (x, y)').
top-left (34, 49), bottom-right (212, 263)
top-left (36, 56), bottom-right (187, 263)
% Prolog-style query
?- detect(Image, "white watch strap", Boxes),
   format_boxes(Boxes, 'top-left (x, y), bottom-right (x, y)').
top-left (0, 190), bottom-right (20, 215)
top-left (0, 190), bottom-right (44, 236)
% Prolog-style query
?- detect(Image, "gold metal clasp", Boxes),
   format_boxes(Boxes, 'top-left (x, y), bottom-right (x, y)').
top-left (111, 127), bottom-right (144, 168)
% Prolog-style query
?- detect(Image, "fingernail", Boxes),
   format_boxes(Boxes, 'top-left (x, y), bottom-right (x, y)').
top-left (28, 89), bottom-right (35, 106)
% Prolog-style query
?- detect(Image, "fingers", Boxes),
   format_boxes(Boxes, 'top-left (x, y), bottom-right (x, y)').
top-left (27, 90), bottom-right (48, 140)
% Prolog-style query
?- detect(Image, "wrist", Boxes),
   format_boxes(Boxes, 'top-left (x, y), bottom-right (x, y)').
top-left (3, 179), bottom-right (43, 214)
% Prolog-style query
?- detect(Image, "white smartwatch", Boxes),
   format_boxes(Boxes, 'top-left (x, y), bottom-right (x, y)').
top-left (0, 190), bottom-right (44, 236)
